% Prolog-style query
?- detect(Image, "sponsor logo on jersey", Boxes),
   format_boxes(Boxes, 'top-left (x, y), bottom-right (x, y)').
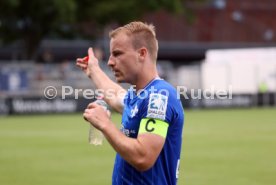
top-left (147, 93), bottom-right (168, 120)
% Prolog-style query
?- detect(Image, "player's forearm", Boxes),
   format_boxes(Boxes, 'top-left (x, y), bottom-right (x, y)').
top-left (102, 123), bottom-right (152, 171)
top-left (89, 66), bottom-right (126, 113)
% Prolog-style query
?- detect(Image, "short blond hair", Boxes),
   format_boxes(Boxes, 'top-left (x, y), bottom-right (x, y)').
top-left (109, 21), bottom-right (158, 61)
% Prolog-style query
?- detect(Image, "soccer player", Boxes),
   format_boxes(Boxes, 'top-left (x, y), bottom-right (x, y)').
top-left (76, 21), bottom-right (184, 185)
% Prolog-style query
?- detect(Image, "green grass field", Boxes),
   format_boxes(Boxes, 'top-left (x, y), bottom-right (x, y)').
top-left (0, 108), bottom-right (275, 185)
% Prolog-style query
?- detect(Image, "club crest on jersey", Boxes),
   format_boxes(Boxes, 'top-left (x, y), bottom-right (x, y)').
top-left (130, 104), bottom-right (138, 118)
top-left (147, 93), bottom-right (168, 120)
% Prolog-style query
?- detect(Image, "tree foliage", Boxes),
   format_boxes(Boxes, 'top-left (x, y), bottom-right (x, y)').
top-left (0, 0), bottom-right (201, 59)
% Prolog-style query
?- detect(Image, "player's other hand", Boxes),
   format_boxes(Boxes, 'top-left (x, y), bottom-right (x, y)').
top-left (83, 102), bottom-right (111, 131)
top-left (76, 47), bottom-right (99, 77)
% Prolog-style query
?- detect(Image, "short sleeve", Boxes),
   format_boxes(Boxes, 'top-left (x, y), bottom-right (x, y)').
top-left (139, 92), bottom-right (173, 124)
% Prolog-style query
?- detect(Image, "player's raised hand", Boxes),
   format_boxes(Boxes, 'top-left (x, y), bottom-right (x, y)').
top-left (76, 47), bottom-right (99, 77)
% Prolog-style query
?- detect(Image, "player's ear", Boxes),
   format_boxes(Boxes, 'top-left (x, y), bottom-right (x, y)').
top-left (138, 47), bottom-right (147, 61)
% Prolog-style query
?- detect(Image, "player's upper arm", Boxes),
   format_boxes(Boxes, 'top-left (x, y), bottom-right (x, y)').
top-left (135, 118), bottom-right (169, 171)
top-left (133, 92), bottom-right (171, 171)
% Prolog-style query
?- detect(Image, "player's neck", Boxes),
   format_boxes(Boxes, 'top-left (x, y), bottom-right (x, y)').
top-left (135, 71), bottom-right (159, 91)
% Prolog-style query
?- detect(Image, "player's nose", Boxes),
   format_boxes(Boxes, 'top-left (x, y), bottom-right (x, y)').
top-left (108, 56), bottom-right (115, 67)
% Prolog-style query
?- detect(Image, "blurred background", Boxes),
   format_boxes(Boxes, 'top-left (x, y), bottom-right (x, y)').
top-left (1, 0), bottom-right (276, 113)
top-left (1, 0), bottom-right (276, 114)
top-left (0, 0), bottom-right (275, 185)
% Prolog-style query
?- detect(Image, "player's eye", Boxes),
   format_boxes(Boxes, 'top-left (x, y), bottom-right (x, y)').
top-left (113, 51), bottom-right (123, 57)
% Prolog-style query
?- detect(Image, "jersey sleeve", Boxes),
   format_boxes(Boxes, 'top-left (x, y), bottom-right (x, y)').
top-left (137, 90), bottom-right (173, 138)
top-left (139, 91), bottom-right (173, 125)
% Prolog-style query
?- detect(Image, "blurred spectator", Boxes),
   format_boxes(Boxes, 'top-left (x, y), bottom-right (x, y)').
top-left (60, 59), bottom-right (70, 80)
top-left (38, 49), bottom-right (55, 63)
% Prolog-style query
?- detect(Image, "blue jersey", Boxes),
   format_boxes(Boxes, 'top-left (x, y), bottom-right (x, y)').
top-left (112, 79), bottom-right (184, 185)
